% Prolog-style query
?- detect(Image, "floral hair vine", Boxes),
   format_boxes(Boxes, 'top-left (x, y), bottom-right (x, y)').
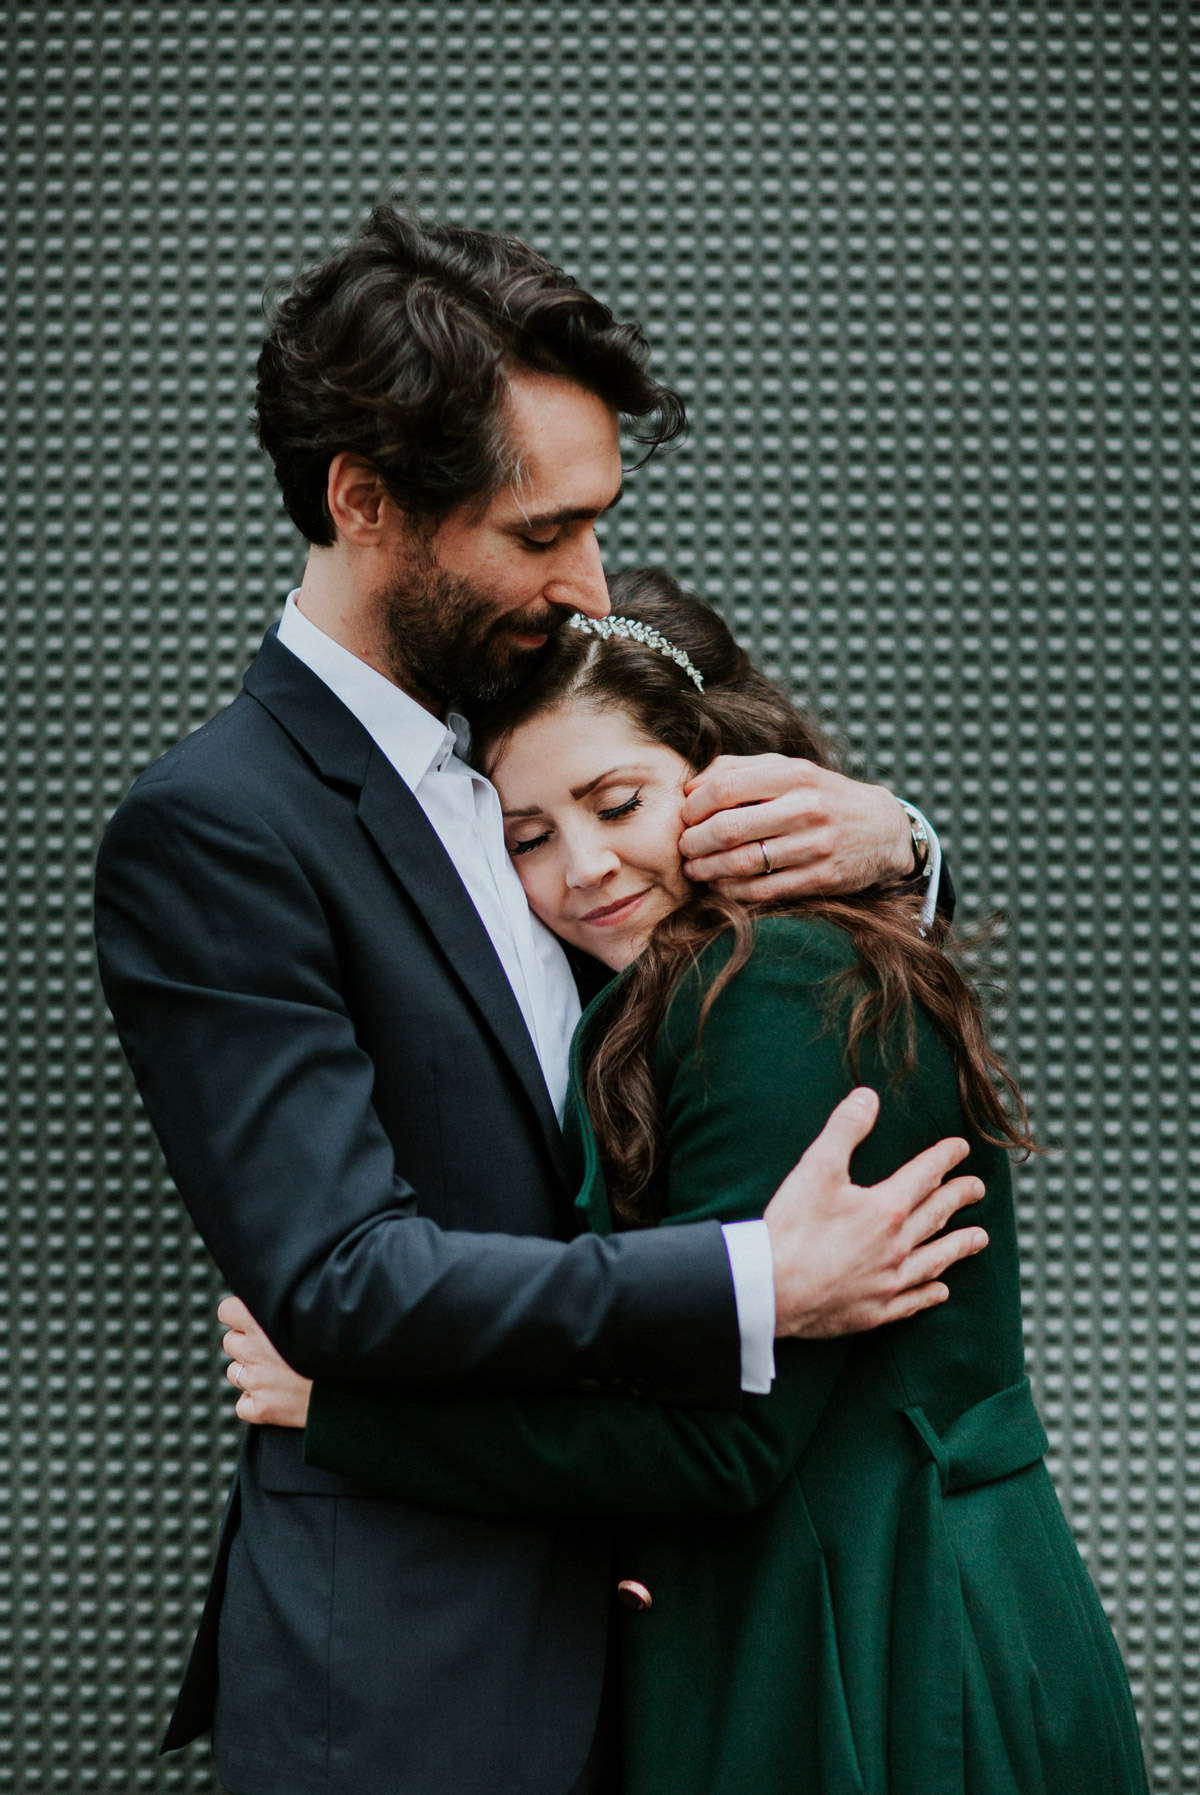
top-left (567, 612), bottom-right (705, 692)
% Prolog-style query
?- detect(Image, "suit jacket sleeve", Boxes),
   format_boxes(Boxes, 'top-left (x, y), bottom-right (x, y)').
top-left (302, 921), bottom-right (901, 1517)
top-left (94, 772), bottom-right (741, 1406)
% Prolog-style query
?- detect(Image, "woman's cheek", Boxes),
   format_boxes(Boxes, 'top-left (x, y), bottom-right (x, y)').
top-left (518, 856), bottom-right (567, 934)
top-left (640, 798), bottom-right (690, 887)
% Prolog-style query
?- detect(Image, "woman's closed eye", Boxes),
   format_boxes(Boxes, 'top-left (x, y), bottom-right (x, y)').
top-left (597, 792), bottom-right (642, 821)
top-left (506, 792), bottom-right (643, 858)
top-left (508, 829), bottom-right (550, 857)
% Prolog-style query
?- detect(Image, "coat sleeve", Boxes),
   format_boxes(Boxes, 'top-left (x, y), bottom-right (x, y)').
top-left (94, 770), bottom-right (741, 1405)
top-left (303, 922), bottom-right (897, 1518)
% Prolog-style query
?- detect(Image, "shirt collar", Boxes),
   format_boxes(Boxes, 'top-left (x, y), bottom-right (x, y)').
top-left (276, 589), bottom-right (456, 791)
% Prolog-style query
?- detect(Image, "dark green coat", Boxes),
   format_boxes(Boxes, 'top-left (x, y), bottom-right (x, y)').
top-left (305, 917), bottom-right (1148, 1794)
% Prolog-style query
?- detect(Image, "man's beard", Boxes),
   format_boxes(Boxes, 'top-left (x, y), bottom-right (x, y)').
top-left (377, 541), bottom-right (571, 708)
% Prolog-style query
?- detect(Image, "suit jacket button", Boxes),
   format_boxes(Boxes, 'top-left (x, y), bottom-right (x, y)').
top-left (617, 1579), bottom-right (652, 1612)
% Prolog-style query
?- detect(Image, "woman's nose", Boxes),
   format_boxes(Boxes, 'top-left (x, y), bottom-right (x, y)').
top-left (563, 843), bottom-right (621, 890)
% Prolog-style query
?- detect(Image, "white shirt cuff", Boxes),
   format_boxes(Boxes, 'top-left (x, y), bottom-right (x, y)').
top-left (721, 1219), bottom-right (777, 1394)
top-left (897, 799), bottom-right (943, 936)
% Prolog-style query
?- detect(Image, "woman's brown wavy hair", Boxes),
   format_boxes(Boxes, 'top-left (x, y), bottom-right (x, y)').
top-left (468, 567), bottom-right (1034, 1224)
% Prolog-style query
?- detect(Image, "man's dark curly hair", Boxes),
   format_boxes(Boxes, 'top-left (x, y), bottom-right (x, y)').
top-left (254, 206), bottom-right (687, 545)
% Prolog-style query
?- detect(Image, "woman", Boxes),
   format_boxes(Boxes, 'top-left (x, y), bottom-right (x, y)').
top-left (222, 568), bottom-right (1147, 1794)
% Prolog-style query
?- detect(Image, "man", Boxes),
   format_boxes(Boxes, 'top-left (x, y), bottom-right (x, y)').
top-left (94, 208), bottom-right (983, 1795)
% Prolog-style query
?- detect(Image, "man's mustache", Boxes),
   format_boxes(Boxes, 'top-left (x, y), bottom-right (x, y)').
top-left (492, 603), bottom-right (575, 639)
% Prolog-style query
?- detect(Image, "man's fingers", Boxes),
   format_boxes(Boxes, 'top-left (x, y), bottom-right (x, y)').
top-left (872, 1136), bottom-right (972, 1219)
top-left (680, 755), bottom-right (800, 822)
top-left (221, 1328), bottom-right (250, 1361)
top-left (699, 865), bottom-right (842, 900)
top-left (900, 1172), bottom-right (986, 1253)
top-left (217, 1294), bottom-right (256, 1330)
top-left (682, 832), bottom-right (829, 887)
top-left (679, 793), bottom-right (807, 859)
top-left (682, 842), bottom-right (782, 884)
top-left (870, 1280), bottom-right (952, 1327)
top-left (900, 1225), bottom-right (990, 1290)
top-left (798, 1088), bottom-right (881, 1178)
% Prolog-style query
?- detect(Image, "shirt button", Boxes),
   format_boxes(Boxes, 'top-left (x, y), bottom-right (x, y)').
top-left (617, 1579), bottom-right (653, 1612)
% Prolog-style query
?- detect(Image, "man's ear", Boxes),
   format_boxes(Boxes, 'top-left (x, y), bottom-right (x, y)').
top-left (326, 452), bottom-right (392, 545)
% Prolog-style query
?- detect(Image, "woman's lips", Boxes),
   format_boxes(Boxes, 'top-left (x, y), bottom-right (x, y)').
top-left (578, 888), bottom-right (652, 927)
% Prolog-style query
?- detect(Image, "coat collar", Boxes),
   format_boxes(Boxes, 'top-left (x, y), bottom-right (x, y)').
top-left (276, 587), bottom-right (456, 793)
top-left (243, 631), bottom-right (573, 1195)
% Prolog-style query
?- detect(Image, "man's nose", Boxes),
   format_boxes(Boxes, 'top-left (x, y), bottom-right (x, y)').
top-left (546, 526), bottom-right (609, 620)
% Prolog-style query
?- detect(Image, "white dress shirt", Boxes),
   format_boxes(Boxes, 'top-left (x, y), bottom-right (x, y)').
top-left (276, 592), bottom-right (778, 1391)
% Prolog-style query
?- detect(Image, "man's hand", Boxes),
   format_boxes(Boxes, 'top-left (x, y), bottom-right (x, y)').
top-left (219, 1295), bottom-right (313, 1428)
top-left (765, 1088), bottom-right (987, 1337)
top-left (679, 753), bottom-right (913, 899)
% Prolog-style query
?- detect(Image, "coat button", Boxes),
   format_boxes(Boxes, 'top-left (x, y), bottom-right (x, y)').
top-left (617, 1579), bottom-right (652, 1612)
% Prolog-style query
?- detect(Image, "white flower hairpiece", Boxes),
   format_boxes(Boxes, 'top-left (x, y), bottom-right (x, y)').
top-left (567, 612), bottom-right (705, 692)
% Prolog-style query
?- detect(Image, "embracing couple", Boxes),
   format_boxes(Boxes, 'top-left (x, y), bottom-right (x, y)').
top-left (95, 209), bottom-right (1146, 1795)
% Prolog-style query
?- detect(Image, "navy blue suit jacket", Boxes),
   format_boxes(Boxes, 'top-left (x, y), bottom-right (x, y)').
top-left (94, 632), bottom-right (741, 1795)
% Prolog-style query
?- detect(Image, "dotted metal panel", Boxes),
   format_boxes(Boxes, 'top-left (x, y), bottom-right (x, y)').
top-left (2, 3), bottom-right (1194, 1789)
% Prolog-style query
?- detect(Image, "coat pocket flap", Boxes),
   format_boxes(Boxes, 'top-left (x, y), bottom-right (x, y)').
top-left (903, 1377), bottom-right (1048, 1495)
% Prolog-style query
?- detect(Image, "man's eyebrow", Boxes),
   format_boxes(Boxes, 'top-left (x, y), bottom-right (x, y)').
top-left (505, 483), bottom-right (624, 532)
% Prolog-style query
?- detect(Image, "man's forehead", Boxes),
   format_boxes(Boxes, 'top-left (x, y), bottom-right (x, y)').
top-left (504, 370), bottom-right (619, 463)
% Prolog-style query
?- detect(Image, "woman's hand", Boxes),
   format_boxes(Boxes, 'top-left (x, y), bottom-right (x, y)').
top-left (679, 754), bottom-right (914, 899)
top-left (218, 1295), bottom-right (313, 1428)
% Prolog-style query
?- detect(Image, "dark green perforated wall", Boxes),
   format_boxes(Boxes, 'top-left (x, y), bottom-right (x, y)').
top-left (3, 4), bottom-right (1195, 1789)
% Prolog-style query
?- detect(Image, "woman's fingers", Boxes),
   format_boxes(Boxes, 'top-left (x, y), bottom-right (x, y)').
top-left (217, 1300), bottom-right (312, 1428)
top-left (217, 1294), bottom-right (256, 1330)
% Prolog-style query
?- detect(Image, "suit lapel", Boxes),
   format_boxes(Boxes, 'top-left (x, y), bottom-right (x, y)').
top-left (244, 633), bottom-right (573, 1193)
top-left (355, 754), bottom-right (573, 1189)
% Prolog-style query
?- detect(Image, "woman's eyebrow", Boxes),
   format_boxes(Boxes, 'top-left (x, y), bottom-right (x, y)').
top-left (569, 765), bottom-right (649, 801)
top-left (502, 764), bottom-right (651, 815)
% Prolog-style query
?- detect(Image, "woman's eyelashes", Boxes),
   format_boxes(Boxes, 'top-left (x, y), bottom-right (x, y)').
top-left (506, 791), bottom-right (644, 858)
top-left (597, 792), bottom-right (642, 821)
top-left (508, 830), bottom-right (549, 857)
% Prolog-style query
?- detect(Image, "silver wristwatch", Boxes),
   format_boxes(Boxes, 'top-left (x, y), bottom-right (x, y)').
top-left (897, 800), bottom-right (932, 879)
